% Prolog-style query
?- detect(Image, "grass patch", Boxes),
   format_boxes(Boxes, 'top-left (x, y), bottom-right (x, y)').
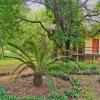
top-left (0, 59), bottom-right (20, 66)
top-left (0, 59), bottom-right (21, 72)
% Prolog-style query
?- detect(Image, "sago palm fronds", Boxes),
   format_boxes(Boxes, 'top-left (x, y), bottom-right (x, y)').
top-left (7, 41), bottom-right (55, 87)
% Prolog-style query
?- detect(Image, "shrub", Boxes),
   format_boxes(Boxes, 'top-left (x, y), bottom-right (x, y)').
top-left (0, 85), bottom-right (7, 95)
top-left (48, 93), bottom-right (68, 100)
top-left (6, 42), bottom-right (60, 87)
top-left (0, 85), bottom-right (19, 100)
top-left (64, 87), bottom-right (81, 98)
top-left (21, 96), bottom-right (46, 100)
top-left (47, 61), bottom-right (99, 74)
top-left (82, 88), bottom-right (96, 100)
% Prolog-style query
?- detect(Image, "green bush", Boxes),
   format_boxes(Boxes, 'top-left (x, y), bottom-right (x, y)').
top-left (76, 62), bottom-right (97, 70)
top-left (0, 95), bottom-right (19, 100)
top-left (47, 61), bottom-right (99, 74)
top-left (0, 85), bottom-right (19, 100)
top-left (0, 85), bottom-right (7, 95)
top-left (47, 61), bottom-right (74, 74)
top-left (64, 87), bottom-right (81, 98)
top-left (21, 96), bottom-right (46, 100)
top-left (48, 93), bottom-right (68, 100)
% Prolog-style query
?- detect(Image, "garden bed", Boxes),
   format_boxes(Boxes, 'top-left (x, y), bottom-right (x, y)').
top-left (1, 76), bottom-right (72, 97)
top-left (73, 75), bottom-right (100, 99)
top-left (0, 74), bottom-right (100, 99)
top-left (0, 61), bottom-right (100, 100)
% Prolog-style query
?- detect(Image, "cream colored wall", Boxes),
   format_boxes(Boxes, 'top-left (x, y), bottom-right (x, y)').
top-left (85, 36), bottom-right (100, 54)
top-left (85, 35), bottom-right (100, 62)
top-left (85, 38), bottom-right (92, 54)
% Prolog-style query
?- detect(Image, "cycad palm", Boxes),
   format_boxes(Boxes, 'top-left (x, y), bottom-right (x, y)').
top-left (8, 41), bottom-right (53, 87)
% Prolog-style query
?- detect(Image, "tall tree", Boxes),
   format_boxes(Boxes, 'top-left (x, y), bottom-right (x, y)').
top-left (0, 0), bottom-right (99, 58)
top-left (0, 0), bottom-right (24, 57)
top-left (33, 0), bottom-right (100, 57)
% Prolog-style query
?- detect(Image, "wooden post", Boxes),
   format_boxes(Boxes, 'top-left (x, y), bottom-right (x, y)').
top-left (76, 47), bottom-right (79, 61)
top-left (93, 56), bottom-right (96, 62)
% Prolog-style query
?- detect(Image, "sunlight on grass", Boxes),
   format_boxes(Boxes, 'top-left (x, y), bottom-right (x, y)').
top-left (0, 59), bottom-right (20, 66)
top-left (0, 59), bottom-right (21, 72)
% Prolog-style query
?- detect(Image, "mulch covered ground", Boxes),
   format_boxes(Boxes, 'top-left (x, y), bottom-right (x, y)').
top-left (74, 75), bottom-right (100, 100)
top-left (0, 76), bottom-right (72, 97)
top-left (0, 74), bottom-right (100, 99)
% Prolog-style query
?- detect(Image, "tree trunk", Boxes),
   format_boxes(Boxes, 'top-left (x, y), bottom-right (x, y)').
top-left (33, 72), bottom-right (43, 87)
top-left (1, 46), bottom-right (4, 57)
top-left (65, 40), bottom-right (71, 60)
top-left (0, 44), bottom-right (4, 58)
top-left (0, 32), bottom-right (4, 58)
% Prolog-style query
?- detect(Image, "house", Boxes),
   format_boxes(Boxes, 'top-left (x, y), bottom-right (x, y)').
top-left (74, 34), bottom-right (100, 62)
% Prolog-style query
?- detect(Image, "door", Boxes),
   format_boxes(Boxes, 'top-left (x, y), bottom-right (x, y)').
top-left (92, 38), bottom-right (99, 53)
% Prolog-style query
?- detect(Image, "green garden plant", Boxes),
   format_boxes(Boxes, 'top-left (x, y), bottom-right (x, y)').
top-left (0, 73), bottom-right (81, 100)
top-left (47, 61), bottom-right (99, 75)
top-left (0, 85), bottom-right (18, 100)
top-left (7, 42), bottom-right (57, 87)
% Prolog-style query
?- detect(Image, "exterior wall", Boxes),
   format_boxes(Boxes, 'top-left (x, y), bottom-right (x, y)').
top-left (85, 35), bottom-right (100, 62)
top-left (84, 56), bottom-right (93, 62)
top-left (85, 36), bottom-right (100, 54)
top-left (97, 57), bottom-right (100, 61)
top-left (85, 38), bottom-right (92, 54)
top-left (84, 56), bottom-right (100, 62)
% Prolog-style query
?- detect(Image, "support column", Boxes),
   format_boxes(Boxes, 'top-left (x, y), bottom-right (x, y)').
top-left (93, 56), bottom-right (96, 62)
top-left (76, 47), bottom-right (79, 61)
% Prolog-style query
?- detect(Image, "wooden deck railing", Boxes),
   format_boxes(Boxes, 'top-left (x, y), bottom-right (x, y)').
top-left (73, 47), bottom-right (100, 54)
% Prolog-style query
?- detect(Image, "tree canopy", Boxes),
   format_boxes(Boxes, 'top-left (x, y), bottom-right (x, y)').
top-left (0, 0), bottom-right (100, 58)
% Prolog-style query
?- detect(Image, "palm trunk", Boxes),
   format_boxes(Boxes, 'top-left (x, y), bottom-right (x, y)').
top-left (33, 72), bottom-right (43, 87)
